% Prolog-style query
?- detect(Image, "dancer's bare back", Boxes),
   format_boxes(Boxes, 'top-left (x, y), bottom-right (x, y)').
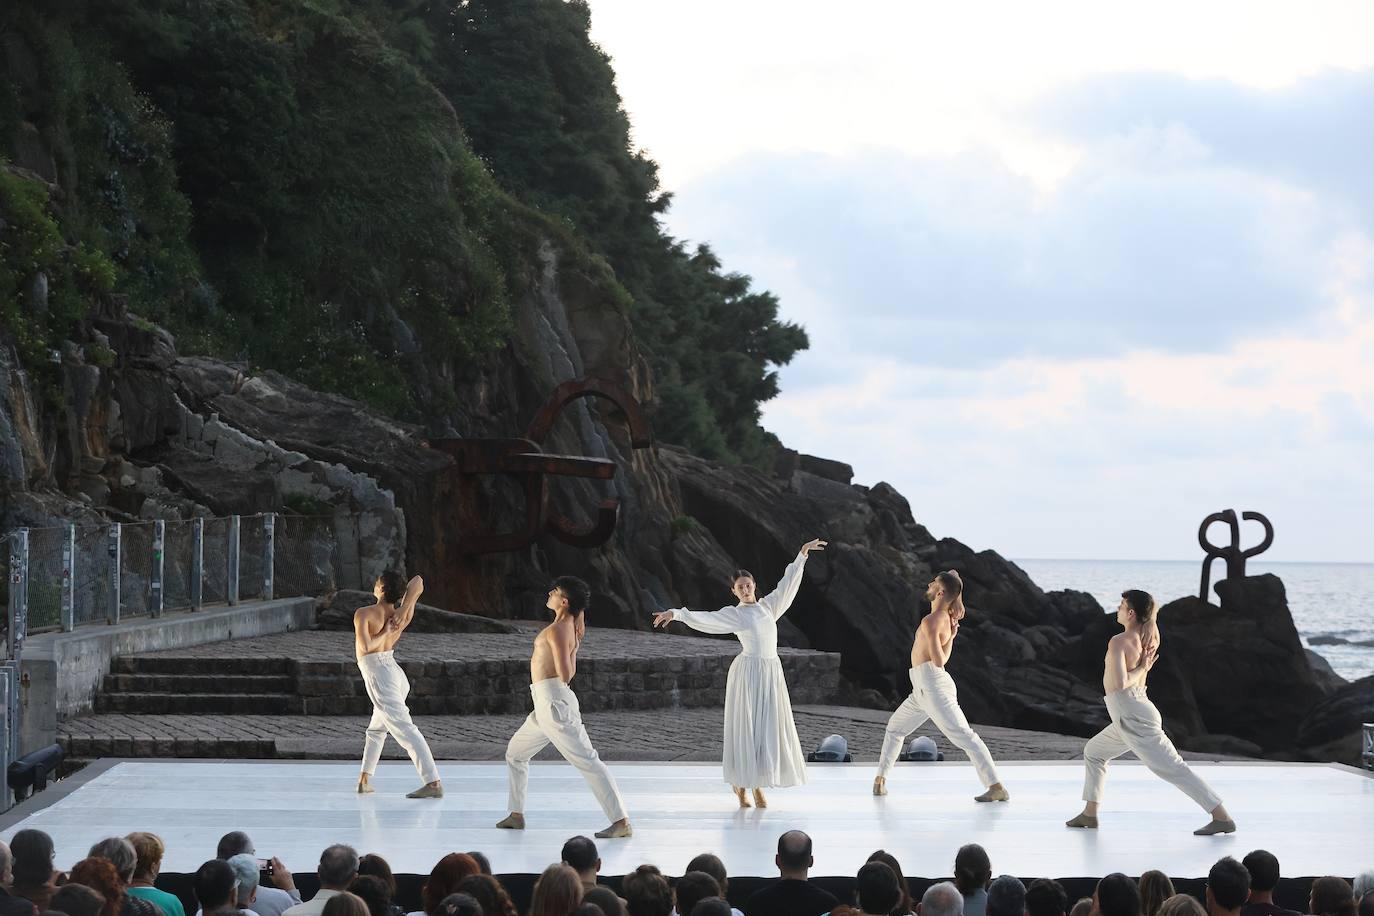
top-left (354, 576), bottom-right (423, 657)
top-left (1103, 628), bottom-right (1158, 693)
top-left (530, 614), bottom-right (584, 683)
top-left (911, 609), bottom-right (960, 668)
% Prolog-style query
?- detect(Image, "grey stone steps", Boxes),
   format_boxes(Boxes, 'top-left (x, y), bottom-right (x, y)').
top-left (102, 673), bottom-right (295, 694)
top-left (111, 655), bottom-right (293, 675)
top-left (95, 692), bottom-right (305, 715)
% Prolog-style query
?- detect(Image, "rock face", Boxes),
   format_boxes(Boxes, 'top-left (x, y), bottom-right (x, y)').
top-left (315, 589), bottom-right (518, 634)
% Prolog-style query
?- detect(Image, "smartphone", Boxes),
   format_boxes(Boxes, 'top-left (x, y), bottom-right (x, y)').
top-left (257, 858), bottom-right (274, 876)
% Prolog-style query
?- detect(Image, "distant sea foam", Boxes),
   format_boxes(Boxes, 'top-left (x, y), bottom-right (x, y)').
top-left (1015, 559), bottom-right (1374, 683)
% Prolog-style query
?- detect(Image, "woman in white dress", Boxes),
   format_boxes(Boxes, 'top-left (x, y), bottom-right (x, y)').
top-left (653, 538), bottom-right (827, 808)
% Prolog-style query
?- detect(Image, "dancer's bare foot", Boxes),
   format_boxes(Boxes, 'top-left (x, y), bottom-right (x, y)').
top-left (594, 818), bottom-right (633, 838)
top-left (872, 776), bottom-right (887, 796)
top-left (495, 812), bottom-right (525, 829)
top-left (975, 783), bottom-right (1009, 802)
top-left (752, 788), bottom-right (768, 808)
top-left (733, 786), bottom-right (752, 808)
top-left (406, 780), bottom-right (443, 798)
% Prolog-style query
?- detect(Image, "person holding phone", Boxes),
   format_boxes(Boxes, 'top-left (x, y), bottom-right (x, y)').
top-left (653, 539), bottom-right (826, 808)
top-left (355, 571), bottom-right (442, 798)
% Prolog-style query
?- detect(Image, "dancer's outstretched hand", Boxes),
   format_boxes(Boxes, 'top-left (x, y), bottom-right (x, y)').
top-left (652, 610), bottom-right (676, 628)
top-left (801, 538), bottom-right (828, 556)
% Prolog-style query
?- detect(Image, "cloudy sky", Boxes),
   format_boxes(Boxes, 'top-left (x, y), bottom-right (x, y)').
top-left (587, 1), bottom-right (1374, 562)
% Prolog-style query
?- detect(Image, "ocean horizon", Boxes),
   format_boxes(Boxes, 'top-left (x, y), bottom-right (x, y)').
top-left (1014, 558), bottom-right (1374, 683)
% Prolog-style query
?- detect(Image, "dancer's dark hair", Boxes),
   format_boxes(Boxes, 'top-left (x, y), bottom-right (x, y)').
top-left (1121, 589), bottom-right (1155, 625)
top-left (552, 575), bottom-right (591, 615)
top-left (936, 569), bottom-right (964, 597)
top-left (376, 571), bottom-right (406, 606)
top-left (731, 569), bottom-right (754, 585)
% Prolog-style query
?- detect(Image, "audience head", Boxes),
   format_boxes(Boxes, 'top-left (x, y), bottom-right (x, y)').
top-left (0, 841), bottom-right (11, 886)
top-left (49, 884), bottom-right (106, 916)
top-left (921, 882), bottom-right (966, 916)
top-left (530, 864), bottom-right (583, 916)
top-left (582, 886), bottom-right (626, 916)
top-left (466, 852), bottom-right (492, 877)
top-left (225, 854), bottom-right (261, 907)
top-left (68, 857), bottom-right (125, 916)
top-left (1027, 879), bottom-right (1070, 916)
top-left (685, 854), bottom-right (730, 899)
top-left (868, 850), bottom-right (912, 915)
top-left (321, 892), bottom-right (372, 916)
top-left (857, 861), bottom-right (903, 915)
top-left (776, 830), bottom-right (814, 876)
top-left (988, 876), bottom-right (1028, 916)
top-left (11, 829), bottom-right (56, 887)
top-left (216, 832), bottom-right (253, 860)
top-left (674, 872), bottom-right (721, 916)
top-left (1095, 874), bottom-right (1142, 916)
top-left (457, 874), bottom-right (518, 916)
top-left (1156, 897), bottom-right (1208, 916)
top-left (689, 900), bottom-right (731, 916)
top-left (572, 906), bottom-right (605, 916)
top-left (192, 859), bottom-right (239, 914)
top-left (1358, 898), bottom-right (1374, 916)
top-left (319, 845), bottom-right (361, 890)
top-left (125, 833), bottom-right (166, 883)
top-left (1206, 858), bottom-right (1250, 914)
top-left (435, 893), bottom-right (482, 916)
top-left (622, 864), bottom-right (672, 916)
top-left (954, 845), bottom-right (992, 896)
top-left (1071, 898), bottom-right (1095, 916)
top-left (1352, 873), bottom-right (1374, 902)
top-left (348, 875), bottom-right (394, 916)
top-left (422, 854), bottom-right (482, 916)
top-left (87, 838), bottom-right (138, 885)
top-left (357, 854), bottom-right (398, 897)
top-left (1312, 878), bottom-right (1357, 916)
top-left (1241, 853), bottom-right (1282, 897)
top-left (1139, 871), bottom-right (1176, 916)
top-left (562, 836), bottom-right (601, 879)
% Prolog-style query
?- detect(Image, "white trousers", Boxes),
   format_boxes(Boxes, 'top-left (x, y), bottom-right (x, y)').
top-left (877, 662), bottom-right (1001, 787)
top-left (358, 651), bottom-right (440, 784)
top-left (505, 678), bottom-right (628, 823)
top-left (1082, 686), bottom-right (1223, 812)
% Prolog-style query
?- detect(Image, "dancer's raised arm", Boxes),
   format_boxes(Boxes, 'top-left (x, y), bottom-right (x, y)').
top-left (760, 539), bottom-right (826, 620)
top-left (653, 604), bottom-right (751, 634)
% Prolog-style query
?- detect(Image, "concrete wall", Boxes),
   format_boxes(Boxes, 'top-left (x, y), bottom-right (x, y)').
top-left (19, 598), bottom-right (315, 754)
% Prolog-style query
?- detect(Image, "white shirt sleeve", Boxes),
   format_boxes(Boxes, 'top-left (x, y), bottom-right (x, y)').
top-left (670, 604), bottom-right (752, 634)
top-left (758, 551), bottom-right (808, 620)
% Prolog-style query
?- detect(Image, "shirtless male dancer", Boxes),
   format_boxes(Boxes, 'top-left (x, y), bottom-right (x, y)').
top-left (873, 570), bottom-right (1010, 802)
top-left (355, 571), bottom-right (442, 798)
top-left (496, 575), bottom-right (631, 838)
top-left (1066, 589), bottom-right (1235, 835)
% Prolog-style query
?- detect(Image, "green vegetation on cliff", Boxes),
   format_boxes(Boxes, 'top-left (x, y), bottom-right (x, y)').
top-left (0, 0), bottom-right (805, 462)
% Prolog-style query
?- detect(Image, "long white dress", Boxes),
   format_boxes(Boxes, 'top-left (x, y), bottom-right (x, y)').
top-left (668, 551), bottom-right (809, 788)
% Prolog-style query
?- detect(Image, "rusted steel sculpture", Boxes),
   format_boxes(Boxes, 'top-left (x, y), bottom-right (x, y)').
top-left (428, 376), bottom-right (651, 554)
top-left (1198, 509), bottom-right (1274, 600)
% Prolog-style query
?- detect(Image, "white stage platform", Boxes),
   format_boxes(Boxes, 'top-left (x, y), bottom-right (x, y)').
top-left (3, 760), bottom-right (1371, 878)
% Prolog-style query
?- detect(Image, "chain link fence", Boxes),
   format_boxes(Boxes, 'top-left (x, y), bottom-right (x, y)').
top-left (3, 514), bottom-right (362, 634)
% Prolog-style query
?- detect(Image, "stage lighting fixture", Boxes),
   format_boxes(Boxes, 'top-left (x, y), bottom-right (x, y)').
top-left (898, 735), bottom-right (943, 762)
top-left (807, 734), bottom-right (852, 762)
top-left (7, 743), bottom-right (64, 802)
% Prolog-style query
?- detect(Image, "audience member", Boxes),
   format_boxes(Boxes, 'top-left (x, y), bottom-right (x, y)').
top-left (355, 857), bottom-right (403, 916)
top-left (529, 865), bottom-right (583, 916)
top-left (1357, 900), bottom-right (1374, 916)
top-left (50, 886), bottom-right (106, 916)
top-left (1354, 877), bottom-right (1374, 906)
top-left (1157, 897), bottom-right (1207, 916)
top-left (347, 877), bottom-right (393, 916)
top-left (623, 866), bottom-right (671, 916)
top-left (214, 834), bottom-right (299, 916)
top-left (284, 847), bottom-right (360, 916)
top-left (1237, 853), bottom-right (1295, 916)
top-left (1310, 879), bottom-right (1356, 916)
top-left (855, 863), bottom-right (902, 916)
top-left (69, 855), bottom-right (155, 916)
top-left (673, 874), bottom-right (720, 916)
top-left (562, 839), bottom-right (602, 893)
top-left (463, 857), bottom-right (491, 880)
top-left (955, 847), bottom-right (992, 916)
top-left (320, 895), bottom-right (370, 916)
top-left (743, 831), bottom-right (837, 916)
top-left (1140, 873), bottom-right (1176, 916)
top-left (433, 895), bottom-right (480, 916)
top-left (192, 860), bottom-right (240, 916)
top-left (1070, 900), bottom-right (1094, 916)
top-left (125, 834), bottom-right (186, 916)
top-left (0, 842), bottom-right (37, 916)
top-left (87, 839), bottom-right (160, 916)
top-left (919, 883), bottom-right (965, 916)
top-left (683, 857), bottom-right (740, 916)
top-left (573, 906), bottom-right (604, 916)
top-left (582, 887), bottom-right (626, 916)
top-left (987, 877), bottom-right (1027, 916)
top-left (690, 903), bottom-right (732, 916)
top-left (218, 856), bottom-right (262, 916)
top-left (867, 852), bottom-right (913, 916)
top-left (455, 876), bottom-right (516, 916)
top-left (10, 831), bottom-right (60, 913)
top-left (417, 856), bottom-right (481, 916)
top-left (1026, 881), bottom-right (1069, 916)
top-left (1094, 875), bottom-right (1141, 916)
top-left (1207, 859), bottom-right (1250, 916)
